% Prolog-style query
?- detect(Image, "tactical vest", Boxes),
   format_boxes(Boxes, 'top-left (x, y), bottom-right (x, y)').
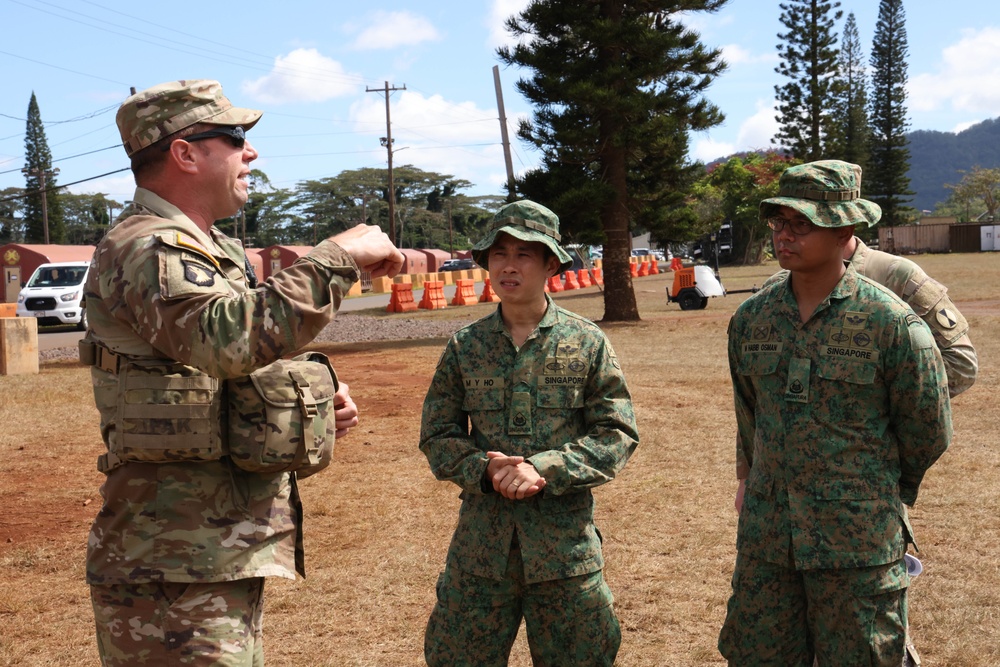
top-left (80, 340), bottom-right (226, 473)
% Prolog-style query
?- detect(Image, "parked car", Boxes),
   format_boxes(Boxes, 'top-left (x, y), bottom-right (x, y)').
top-left (440, 258), bottom-right (477, 271)
top-left (16, 261), bottom-right (90, 330)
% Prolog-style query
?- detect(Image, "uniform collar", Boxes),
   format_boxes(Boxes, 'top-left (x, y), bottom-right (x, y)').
top-left (132, 187), bottom-right (226, 256)
top-left (490, 294), bottom-right (561, 332)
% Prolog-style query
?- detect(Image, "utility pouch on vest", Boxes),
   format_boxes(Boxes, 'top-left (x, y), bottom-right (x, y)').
top-left (105, 358), bottom-right (225, 470)
top-left (226, 352), bottom-right (338, 479)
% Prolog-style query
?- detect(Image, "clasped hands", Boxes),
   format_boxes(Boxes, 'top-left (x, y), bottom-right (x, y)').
top-left (486, 451), bottom-right (546, 500)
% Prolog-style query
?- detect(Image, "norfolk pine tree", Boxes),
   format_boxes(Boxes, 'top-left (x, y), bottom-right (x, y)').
top-left (498, 0), bottom-right (728, 322)
top-left (23, 92), bottom-right (65, 244)
top-left (828, 12), bottom-right (870, 170)
top-left (773, 0), bottom-right (843, 161)
top-left (867, 0), bottom-right (914, 226)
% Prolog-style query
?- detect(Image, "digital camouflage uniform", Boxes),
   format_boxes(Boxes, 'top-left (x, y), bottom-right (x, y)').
top-left (764, 236), bottom-right (977, 398)
top-left (420, 201), bottom-right (639, 667)
top-left (85, 81), bottom-right (360, 666)
top-left (719, 161), bottom-right (952, 666)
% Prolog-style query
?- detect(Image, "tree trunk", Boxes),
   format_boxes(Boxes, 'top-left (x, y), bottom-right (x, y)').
top-left (601, 144), bottom-right (639, 322)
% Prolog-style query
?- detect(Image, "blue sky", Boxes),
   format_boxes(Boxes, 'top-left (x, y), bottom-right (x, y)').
top-left (2, 0), bottom-right (998, 210)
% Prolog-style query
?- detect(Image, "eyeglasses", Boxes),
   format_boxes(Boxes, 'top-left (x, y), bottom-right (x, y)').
top-left (163, 125), bottom-right (246, 151)
top-left (766, 215), bottom-right (816, 236)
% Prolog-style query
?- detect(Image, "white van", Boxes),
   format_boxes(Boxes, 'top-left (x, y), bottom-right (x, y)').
top-left (16, 261), bottom-right (91, 330)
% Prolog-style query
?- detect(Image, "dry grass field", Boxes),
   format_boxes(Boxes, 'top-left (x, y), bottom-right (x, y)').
top-left (1, 254), bottom-right (997, 666)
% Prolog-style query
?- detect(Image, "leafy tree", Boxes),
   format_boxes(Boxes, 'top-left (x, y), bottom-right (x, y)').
top-left (867, 0), bottom-right (914, 226)
top-left (22, 92), bottom-right (65, 244)
top-left (0, 188), bottom-right (24, 243)
top-left (499, 0), bottom-right (729, 322)
top-left (699, 152), bottom-right (796, 264)
top-left (241, 170), bottom-right (302, 247)
top-left (946, 166), bottom-right (1000, 222)
top-left (62, 193), bottom-right (120, 245)
top-left (828, 12), bottom-right (870, 169)
top-left (773, 0), bottom-right (843, 161)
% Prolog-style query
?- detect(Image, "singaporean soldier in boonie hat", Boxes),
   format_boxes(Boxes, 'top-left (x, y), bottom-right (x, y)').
top-left (471, 199), bottom-right (575, 273)
top-left (116, 79), bottom-right (262, 157)
top-left (759, 159), bottom-right (881, 229)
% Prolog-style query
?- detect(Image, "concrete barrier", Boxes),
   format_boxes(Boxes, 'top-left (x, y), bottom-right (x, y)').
top-left (0, 317), bottom-right (39, 375)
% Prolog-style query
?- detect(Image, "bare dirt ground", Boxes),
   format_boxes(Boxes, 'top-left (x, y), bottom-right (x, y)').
top-left (1, 256), bottom-right (998, 666)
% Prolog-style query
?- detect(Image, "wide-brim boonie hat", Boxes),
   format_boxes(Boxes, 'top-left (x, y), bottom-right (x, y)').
top-left (472, 200), bottom-right (574, 272)
top-left (760, 160), bottom-right (881, 228)
top-left (117, 79), bottom-right (262, 157)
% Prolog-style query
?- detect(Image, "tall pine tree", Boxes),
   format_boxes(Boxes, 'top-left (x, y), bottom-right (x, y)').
top-left (828, 12), bottom-right (870, 170)
top-left (867, 0), bottom-right (913, 226)
top-left (499, 0), bottom-right (728, 322)
top-left (773, 0), bottom-right (843, 161)
top-left (23, 92), bottom-right (65, 244)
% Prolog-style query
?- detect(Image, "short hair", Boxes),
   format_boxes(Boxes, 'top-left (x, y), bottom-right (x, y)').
top-left (129, 123), bottom-right (207, 179)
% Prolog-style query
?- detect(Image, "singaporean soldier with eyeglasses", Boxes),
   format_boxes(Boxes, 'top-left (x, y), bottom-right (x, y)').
top-left (80, 80), bottom-right (403, 666)
top-left (718, 160), bottom-right (952, 666)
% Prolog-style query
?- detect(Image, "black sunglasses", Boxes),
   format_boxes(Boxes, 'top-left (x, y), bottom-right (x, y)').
top-left (163, 125), bottom-right (246, 151)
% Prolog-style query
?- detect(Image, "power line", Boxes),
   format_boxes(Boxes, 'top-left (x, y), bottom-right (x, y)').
top-left (0, 48), bottom-right (130, 87)
top-left (0, 103), bottom-right (118, 125)
top-left (0, 167), bottom-right (131, 204)
top-left (0, 144), bottom-right (120, 175)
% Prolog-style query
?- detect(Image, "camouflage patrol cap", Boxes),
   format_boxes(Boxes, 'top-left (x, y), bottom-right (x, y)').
top-left (471, 200), bottom-right (574, 272)
top-left (116, 79), bottom-right (262, 157)
top-left (760, 159), bottom-right (881, 228)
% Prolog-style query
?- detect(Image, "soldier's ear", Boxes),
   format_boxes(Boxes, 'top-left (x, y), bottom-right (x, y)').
top-left (167, 139), bottom-right (200, 175)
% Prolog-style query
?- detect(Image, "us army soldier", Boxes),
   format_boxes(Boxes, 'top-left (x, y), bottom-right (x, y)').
top-left (82, 80), bottom-right (403, 666)
top-left (718, 160), bottom-right (951, 665)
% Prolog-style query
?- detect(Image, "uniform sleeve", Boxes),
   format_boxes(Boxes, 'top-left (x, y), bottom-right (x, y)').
top-left (728, 313), bottom-right (756, 479)
top-left (526, 336), bottom-right (639, 496)
top-left (418, 338), bottom-right (490, 494)
top-left (107, 235), bottom-right (358, 378)
top-left (884, 313), bottom-right (952, 505)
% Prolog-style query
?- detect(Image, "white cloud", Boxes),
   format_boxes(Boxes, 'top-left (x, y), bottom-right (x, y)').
top-left (691, 137), bottom-right (736, 163)
top-left (691, 100), bottom-right (778, 163)
top-left (952, 120), bottom-right (983, 134)
top-left (720, 44), bottom-right (779, 67)
top-left (488, 0), bottom-right (531, 50)
top-left (735, 101), bottom-right (779, 150)
top-left (348, 91), bottom-right (514, 185)
top-left (242, 49), bottom-right (360, 104)
top-left (910, 27), bottom-right (1000, 114)
top-left (350, 11), bottom-right (441, 51)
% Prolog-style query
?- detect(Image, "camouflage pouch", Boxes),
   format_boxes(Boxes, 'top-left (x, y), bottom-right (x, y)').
top-left (108, 358), bottom-right (226, 470)
top-left (227, 352), bottom-right (338, 478)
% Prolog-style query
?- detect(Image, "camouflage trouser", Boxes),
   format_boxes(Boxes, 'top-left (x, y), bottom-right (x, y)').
top-left (718, 553), bottom-right (908, 666)
top-left (91, 578), bottom-right (265, 666)
top-left (425, 540), bottom-right (620, 667)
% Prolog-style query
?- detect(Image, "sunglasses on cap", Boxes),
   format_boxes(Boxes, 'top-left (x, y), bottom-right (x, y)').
top-left (163, 125), bottom-right (246, 151)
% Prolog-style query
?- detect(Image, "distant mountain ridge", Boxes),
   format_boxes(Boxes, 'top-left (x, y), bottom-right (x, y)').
top-left (907, 117), bottom-right (1000, 212)
top-left (704, 117), bottom-right (1000, 214)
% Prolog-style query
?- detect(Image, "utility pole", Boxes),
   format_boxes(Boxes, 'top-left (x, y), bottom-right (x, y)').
top-left (492, 66), bottom-right (516, 201)
top-left (22, 166), bottom-right (58, 244)
top-left (366, 81), bottom-right (406, 246)
top-left (447, 200), bottom-right (454, 258)
top-left (357, 193), bottom-right (374, 225)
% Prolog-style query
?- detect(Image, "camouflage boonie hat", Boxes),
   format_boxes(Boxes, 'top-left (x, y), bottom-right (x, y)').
top-left (116, 79), bottom-right (262, 157)
top-left (471, 200), bottom-right (574, 272)
top-left (760, 159), bottom-right (881, 228)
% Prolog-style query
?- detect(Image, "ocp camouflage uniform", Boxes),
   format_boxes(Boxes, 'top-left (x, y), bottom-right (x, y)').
top-left (420, 296), bottom-right (639, 666)
top-left (764, 236), bottom-right (977, 398)
top-left (85, 187), bottom-right (359, 665)
top-left (719, 266), bottom-right (952, 665)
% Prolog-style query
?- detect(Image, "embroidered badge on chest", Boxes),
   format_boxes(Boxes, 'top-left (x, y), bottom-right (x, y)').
top-left (785, 357), bottom-right (811, 403)
top-left (183, 260), bottom-right (216, 287)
